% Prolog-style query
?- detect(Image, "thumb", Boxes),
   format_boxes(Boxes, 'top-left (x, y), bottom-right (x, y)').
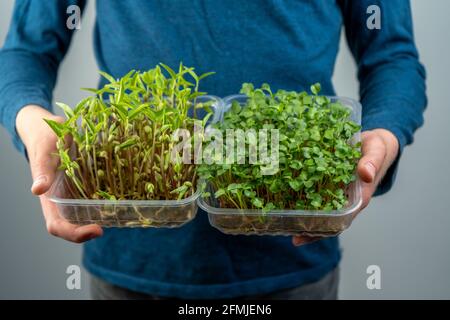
top-left (30, 149), bottom-right (59, 195)
top-left (357, 132), bottom-right (387, 184)
top-left (29, 117), bottom-right (65, 195)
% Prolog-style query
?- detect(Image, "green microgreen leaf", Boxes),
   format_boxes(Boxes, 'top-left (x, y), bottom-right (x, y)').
top-left (46, 63), bottom-right (215, 204)
top-left (44, 119), bottom-right (66, 138)
top-left (199, 82), bottom-right (361, 211)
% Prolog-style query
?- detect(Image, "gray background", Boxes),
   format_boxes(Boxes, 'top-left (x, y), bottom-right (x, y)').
top-left (0, 0), bottom-right (449, 299)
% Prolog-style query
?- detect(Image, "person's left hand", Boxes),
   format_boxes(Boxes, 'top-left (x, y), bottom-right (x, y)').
top-left (292, 128), bottom-right (399, 246)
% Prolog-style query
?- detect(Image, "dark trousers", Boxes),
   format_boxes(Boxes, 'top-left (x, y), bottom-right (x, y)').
top-left (90, 267), bottom-right (339, 300)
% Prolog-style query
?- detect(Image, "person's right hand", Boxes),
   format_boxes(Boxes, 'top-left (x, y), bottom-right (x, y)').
top-left (16, 105), bottom-right (103, 243)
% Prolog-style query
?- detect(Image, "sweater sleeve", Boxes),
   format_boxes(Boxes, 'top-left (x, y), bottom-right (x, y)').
top-left (0, 0), bottom-right (86, 154)
top-left (339, 0), bottom-right (427, 195)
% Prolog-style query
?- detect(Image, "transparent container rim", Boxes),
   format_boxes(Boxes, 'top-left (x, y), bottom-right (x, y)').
top-left (222, 94), bottom-right (361, 106)
top-left (196, 94), bottom-right (222, 105)
top-left (222, 94), bottom-right (362, 122)
top-left (47, 173), bottom-right (201, 206)
top-left (198, 179), bottom-right (363, 217)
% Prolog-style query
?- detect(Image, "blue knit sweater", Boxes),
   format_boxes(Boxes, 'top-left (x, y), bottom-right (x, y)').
top-left (0, 0), bottom-right (426, 298)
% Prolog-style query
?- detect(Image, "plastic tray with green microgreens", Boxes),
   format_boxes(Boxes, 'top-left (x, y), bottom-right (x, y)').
top-left (47, 63), bottom-right (220, 227)
top-left (198, 83), bottom-right (362, 237)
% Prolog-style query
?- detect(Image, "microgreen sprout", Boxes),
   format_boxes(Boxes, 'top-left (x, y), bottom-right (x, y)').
top-left (199, 83), bottom-right (361, 212)
top-left (46, 63), bottom-right (214, 201)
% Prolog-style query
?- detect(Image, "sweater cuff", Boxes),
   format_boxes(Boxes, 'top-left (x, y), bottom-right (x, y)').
top-left (1, 84), bottom-right (52, 156)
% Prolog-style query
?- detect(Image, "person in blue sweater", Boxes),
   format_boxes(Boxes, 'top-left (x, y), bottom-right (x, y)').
top-left (0, 0), bottom-right (426, 299)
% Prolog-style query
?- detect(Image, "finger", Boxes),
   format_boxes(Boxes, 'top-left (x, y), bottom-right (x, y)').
top-left (47, 219), bottom-right (103, 243)
top-left (29, 116), bottom-right (65, 195)
top-left (41, 196), bottom-right (103, 243)
top-left (292, 235), bottom-right (322, 246)
top-left (30, 148), bottom-right (59, 195)
top-left (360, 181), bottom-right (377, 210)
top-left (357, 132), bottom-right (387, 184)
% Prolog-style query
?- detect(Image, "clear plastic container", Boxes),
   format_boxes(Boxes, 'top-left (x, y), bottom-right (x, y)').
top-left (198, 95), bottom-right (363, 237)
top-left (47, 95), bottom-right (222, 228)
top-left (48, 173), bottom-right (201, 228)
